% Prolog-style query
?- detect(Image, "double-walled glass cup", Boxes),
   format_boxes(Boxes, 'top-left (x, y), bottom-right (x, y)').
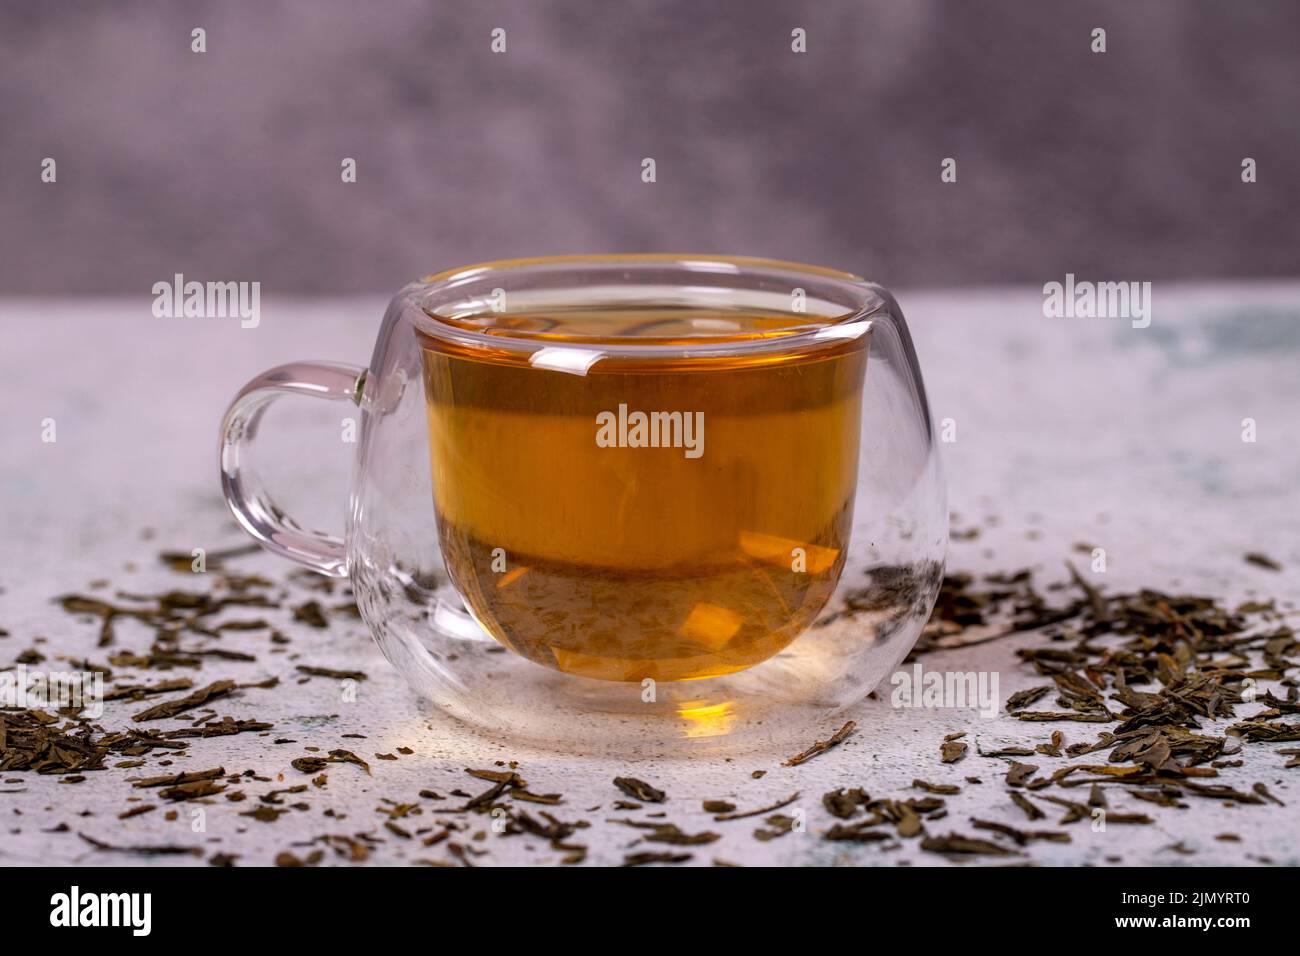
top-left (220, 256), bottom-right (946, 755)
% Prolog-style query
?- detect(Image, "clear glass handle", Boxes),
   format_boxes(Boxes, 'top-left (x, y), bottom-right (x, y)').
top-left (219, 361), bottom-right (366, 577)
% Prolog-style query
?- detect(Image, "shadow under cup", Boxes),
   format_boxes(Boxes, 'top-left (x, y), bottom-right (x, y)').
top-left (418, 305), bottom-right (870, 683)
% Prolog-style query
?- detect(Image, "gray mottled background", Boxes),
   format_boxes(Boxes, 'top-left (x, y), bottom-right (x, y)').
top-left (1, 0), bottom-right (1297, 293)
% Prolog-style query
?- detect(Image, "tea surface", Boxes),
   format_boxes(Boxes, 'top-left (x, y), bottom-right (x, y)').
top-left (420, 304), bottom-right (868, 682)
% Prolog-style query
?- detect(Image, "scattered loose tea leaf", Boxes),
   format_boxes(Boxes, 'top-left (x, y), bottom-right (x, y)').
top-left (611, 818), bottom-right (719, 845)
top-left (623, 851), bottom-right (692, 867)
top-left (971, 818), bottom-right (1070, 845)
top-left (912, 779), bottom-right (960, 795)
top-left (713, 792), bottom-right (799, 822)
top-left (132, 680), bottom-right (236, 722)
top-left (1244, 552), bottom-right (1282, 572)
top-left (613, 776), bottom-right (666, 803)
top-left (783, 721), bottom-right (856, 767)
top-left (920, 832), bottom-right (1018, 857)
top-left (940, 741), bottom-right (968, 764)
top-left (1009, 791), bottom-right (1044, 821)
top-left (158, 779), bottom-right (226, 801)
top-left (822, 787), bottom-right (871, 819)
top-left (824, 821), bottom-right (890, 843)
top-left (1005, 762), bottom-right (1039, 787)
top-left (78, 833), bottom-right (202, 857)
top-left (1005, 686), bottom-right (1052, 711)
top-left (117, 804), bottom-right (156, 820)
top-left (296, 665), bottom-right (368, 681)
top-left (291, 601), bottom-right (330, 628)
top-left (241, 806), bottom-right (288, 823)
top-left (132, 767), bottom-right (226, 789)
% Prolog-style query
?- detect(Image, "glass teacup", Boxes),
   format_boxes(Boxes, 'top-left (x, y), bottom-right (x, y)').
top-left (220, 256), bottom-right (946, 754)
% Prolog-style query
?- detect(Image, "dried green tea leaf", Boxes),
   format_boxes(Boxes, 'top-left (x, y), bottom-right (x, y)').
top-left (912, 779), bottom-right (960, 795)
top-left (133, 767), bottom-right (226, 789)
top-left (1005, 686), bottom-right (1052, 711)
top-left (1014, 710), bottom-right (1114, 723)
top-left (613, 776), bottom-right (666, 803)
top-left (920, 832), bottom-right (1018, 856)
top-left (713, 792), bottom-right (799, 822)
top-left (296, 665), bottom-right (368, 681)
top-left (754, 814), bottom-right (797, 841)
top-left (291, 601), bottom-right (330, 628)
top-left (824, 821), bottom-right (890, 843)
top-left (823, 787), bottom-right (871, 819)
top-left (1102, 811), bottom-right (1154, 824)
top-left (512, 790), bottom-right (563, 805)
top-left (132, 680), bottom-right (235, 722)
top-left (1252, 783), bottom-right (1284, 806)
top-left (611, 819), bottom-right (719, 846)
top-left (1009, 791), bottom-right (1044, 821)
top-left (1244, 552), bottom-right (1282, 572)
top-left (623, 851), bottom-right (692, 866)
top-left (467, 768), bottom-right (528, 787)
top-left (158, 779), bottom-right (226, 801)
top-left (328, 749), bottom-right (371, 774)
top-left (940, 741), bottom-right (968, 764)
top-left (980, 745), bottom-right (1036, 758)
top-left (895, 803), bottom-right (923, 838)
top-left (971, 818), bottom-right (1070, 845)
top-left (1179, 781), bottom-right (1263, 805)
top-left (240, 805), bottom-right (288, 823)
top-left (78, 833), bottom-right (202, 856)
top-left (783, 721), bottom-right (856, 767)
top-left (1005, 762), bottom-right (1039, 787)
top-left (1227, 720), bottom-right (1300, 742)
top-left (158, 544), bottom-right (260, 572)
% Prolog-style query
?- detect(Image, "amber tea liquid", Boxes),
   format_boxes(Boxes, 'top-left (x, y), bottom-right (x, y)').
top-left (419, 305), bottom-right (868, 682)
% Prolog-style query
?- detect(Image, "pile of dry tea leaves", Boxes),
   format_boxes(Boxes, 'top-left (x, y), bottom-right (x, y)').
top-left (1, 542), bottom-right (1294, 866)
top-left (829, 557), bottom-right (1298, 862)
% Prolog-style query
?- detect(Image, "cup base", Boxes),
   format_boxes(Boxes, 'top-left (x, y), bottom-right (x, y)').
top-left (360, 563), bottom-right (935, 758)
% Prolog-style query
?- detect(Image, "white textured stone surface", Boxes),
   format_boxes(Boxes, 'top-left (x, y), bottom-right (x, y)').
top-left (1, 285), bottom-right (1297, 867)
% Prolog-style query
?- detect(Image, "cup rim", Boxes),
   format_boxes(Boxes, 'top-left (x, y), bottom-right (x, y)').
top-left (404, 254), bottom-right (885, 361)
